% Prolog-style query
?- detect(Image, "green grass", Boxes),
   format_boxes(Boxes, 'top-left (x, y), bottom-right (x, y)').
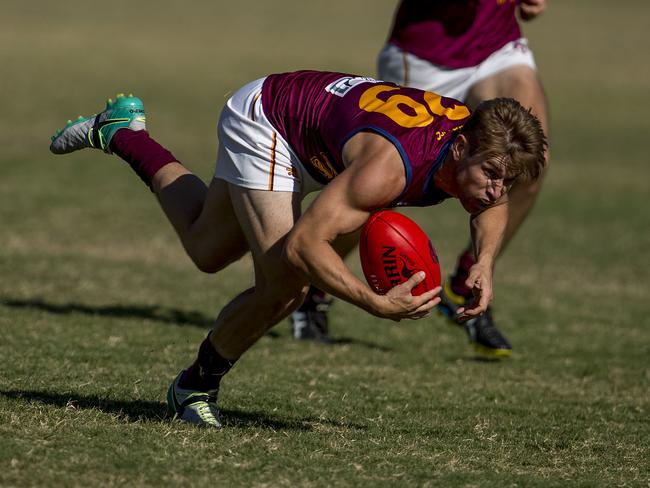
top-left (1, 0), bottom-right (649, 486)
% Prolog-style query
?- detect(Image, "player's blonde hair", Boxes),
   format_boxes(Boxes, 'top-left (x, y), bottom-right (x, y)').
top-left (462, 97), bottom-right (547, 180)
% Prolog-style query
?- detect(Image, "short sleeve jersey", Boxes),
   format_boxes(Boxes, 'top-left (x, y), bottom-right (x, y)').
top-left (261, 70), bottom-right (471, 207)
top-left (387, 0), bottom-right (522, 69)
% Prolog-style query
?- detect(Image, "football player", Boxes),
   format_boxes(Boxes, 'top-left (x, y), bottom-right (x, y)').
top-left (50, 70), bottom-right (546, 427)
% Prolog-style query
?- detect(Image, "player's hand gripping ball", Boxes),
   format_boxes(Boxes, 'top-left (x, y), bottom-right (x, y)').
top-left (360, 210), bottom-right (441, 296)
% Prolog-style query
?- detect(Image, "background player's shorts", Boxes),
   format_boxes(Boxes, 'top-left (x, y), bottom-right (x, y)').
top-left (215, 77), bottom-right (323, 197)
top-left (377, 38), bottom-right (537, 101)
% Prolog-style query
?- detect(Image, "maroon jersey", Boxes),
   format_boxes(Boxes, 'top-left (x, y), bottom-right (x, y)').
top-left (387, 0), bottom-right (522, 69)
top-left (262, 70), bottom-right (471, 207)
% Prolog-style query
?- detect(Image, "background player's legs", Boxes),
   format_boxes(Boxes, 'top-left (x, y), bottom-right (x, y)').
top-left (438, 65), bottom-right (550, 357)
top-left (466, 65), bottom-right (550, 252)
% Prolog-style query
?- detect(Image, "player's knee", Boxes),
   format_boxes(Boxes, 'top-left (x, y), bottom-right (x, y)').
top-left (186, 249), bottom-right (218, 273)
top-left (186, 241), bottom-right (246, 274)
top-left (189, 249), bottom-right (229, 274)
top-left (255, 279), bottom-right (309, 319)
top-left (193, 259), bottom-right (220, 274)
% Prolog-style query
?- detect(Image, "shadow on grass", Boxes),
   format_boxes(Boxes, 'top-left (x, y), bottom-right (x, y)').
top-left (324, 337), bottom-right (393, 352)
top-left (445, 355), bottom-right (510, 364)
top-left (1, 297), bottom-right (213, 328)
top-left (0, 389), bottom-right (366, 431)
top-left (0, 297), bottom-right (392, 351)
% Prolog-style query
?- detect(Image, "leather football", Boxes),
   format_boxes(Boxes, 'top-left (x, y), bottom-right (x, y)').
top-left (360, 210), bottom-right (441, 296)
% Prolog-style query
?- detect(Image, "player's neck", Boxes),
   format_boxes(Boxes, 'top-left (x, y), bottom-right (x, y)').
top-left (433, 153), bottom-right (458, 197)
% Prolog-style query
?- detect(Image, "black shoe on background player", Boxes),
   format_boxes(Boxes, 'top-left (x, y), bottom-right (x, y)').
top-left (438, 279), bottom-right (512, 358)
top-left (290, 286), bottom-right (333, 343)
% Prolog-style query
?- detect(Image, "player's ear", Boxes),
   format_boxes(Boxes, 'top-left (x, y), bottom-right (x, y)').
top-left (451, 134), bottom-right (468, 161)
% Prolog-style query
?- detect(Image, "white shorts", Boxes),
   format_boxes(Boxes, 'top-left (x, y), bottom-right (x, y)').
top-left (377, 38), bottom-right (537, 101)
top-left (214, 77), bottom-right (323, 197)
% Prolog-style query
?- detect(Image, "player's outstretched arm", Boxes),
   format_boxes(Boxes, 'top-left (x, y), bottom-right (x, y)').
top-left (283, 132), bottom-right (440, 321)
top-left (457, 201), bottom-right (508, 321)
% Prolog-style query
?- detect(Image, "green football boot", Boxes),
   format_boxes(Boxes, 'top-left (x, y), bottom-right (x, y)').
top-left (166, 371), bottom-right (222, 428)
top-left (50, 93), bottom-right (146, 155)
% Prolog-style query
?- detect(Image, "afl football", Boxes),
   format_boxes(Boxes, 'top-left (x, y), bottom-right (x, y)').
top-left (359, 210), bottom-right (441, 296)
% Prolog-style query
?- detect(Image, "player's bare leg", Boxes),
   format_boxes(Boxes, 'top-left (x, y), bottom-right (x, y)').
top-left (153, 171), bottom-right (305, 428)
top-left (50, 96), bottom-right (302, 426)
top-left (50, 96), bottom-right (249, 274)
top-left (440, 65), bottom-right (550, 357)
top-left (153, 168), bottom-right (249, 272)
top-left (169, 185), bottom-right (310, 427)
top-left (211, 186), bottom-right (309, 356)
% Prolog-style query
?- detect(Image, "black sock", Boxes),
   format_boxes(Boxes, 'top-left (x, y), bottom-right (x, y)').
top-left (178, 335), bottom-right (237, 393)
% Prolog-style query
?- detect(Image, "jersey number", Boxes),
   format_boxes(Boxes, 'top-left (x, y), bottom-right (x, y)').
top-left (358, 85), bottom-right (470, 128)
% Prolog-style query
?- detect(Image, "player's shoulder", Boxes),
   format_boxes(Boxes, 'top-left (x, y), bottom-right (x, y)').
top-left (342, 130), bottom-right (403, 167)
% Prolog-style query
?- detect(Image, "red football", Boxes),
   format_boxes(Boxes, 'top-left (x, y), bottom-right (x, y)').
top-left (360, 210), bottom-right (441, 296)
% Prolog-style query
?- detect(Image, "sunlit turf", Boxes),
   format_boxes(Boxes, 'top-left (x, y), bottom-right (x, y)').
top-left (1, 0), bottom-right (648, 486)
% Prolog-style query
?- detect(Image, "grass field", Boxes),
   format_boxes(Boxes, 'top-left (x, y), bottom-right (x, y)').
top-left (1, 1), bottom-right (649, 486)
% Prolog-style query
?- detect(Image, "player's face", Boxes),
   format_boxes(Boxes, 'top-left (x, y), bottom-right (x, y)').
top-left (454, 154), bottom-right (516, 214)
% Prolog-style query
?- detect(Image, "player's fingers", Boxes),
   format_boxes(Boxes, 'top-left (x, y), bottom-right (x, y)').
top-left (464, 271), bottom-right (481, 292)
top-left (414, 296), bottom-right (440, 313)
top-left (411, 285), bottom-right (440, 305)
top-left (405, 291), bottom-right (440, 318)
top-left (405, 290), bottom-right (439, 314)
top-left (463, 304), bottom-right (483, 316)
top-left (463, 265), bottom-right (482, 289)
top-left (455, 296), bottom-right (481, 321)
top-left (402, 271), bottom-right (426, 292)
top-left (457, 299), bottom-right (488, 322)
top-left (477, 291), bottom-right (490, 312)
top-left (456, 309), bottom-right (479, 323)
top-left (407, 312), bottom-right (430, 320)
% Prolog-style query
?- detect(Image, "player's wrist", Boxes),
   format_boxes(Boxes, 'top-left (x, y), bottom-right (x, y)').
top-left (474, 254), bottom-right (495, 270)
top-left (362, 288), bottom-right (389, 317)
top-left (352, 287), bottom-right (392, 319)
